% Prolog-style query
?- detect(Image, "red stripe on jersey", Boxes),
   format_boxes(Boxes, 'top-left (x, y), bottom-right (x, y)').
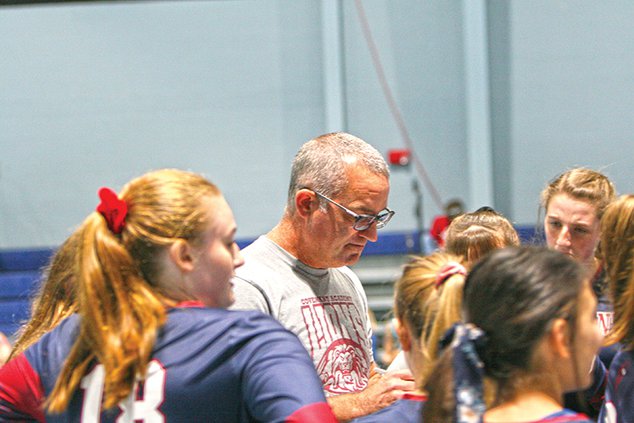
top-left (285, 402), bottom-right (337, 423)
top-left (402, 392), bottom-right (428, 402)
top-left (540, 412), bottom-right (590, 422)
top-left (0, 354), bottom-right (45, 422)
top-left (173, 301), bottom-right (205, 308)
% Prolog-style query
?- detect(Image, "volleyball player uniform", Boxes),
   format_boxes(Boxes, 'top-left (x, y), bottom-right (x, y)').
top-left (599, 349), bottom-right (634, 423)
top-left (0, 303), bottom-right (336, 422)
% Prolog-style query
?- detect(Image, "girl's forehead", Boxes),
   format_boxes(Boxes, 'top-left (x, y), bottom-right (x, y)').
top-left (547, 194), bottom-right (598, 217)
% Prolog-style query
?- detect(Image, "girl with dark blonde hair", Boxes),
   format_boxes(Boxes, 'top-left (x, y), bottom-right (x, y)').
top-left (541, 167), bottom-right (616, 321)
top-left (385, 206), bottom-right (520, 373)
top-left (541, 168), bottom-right (617, 416)
top-left (444, 206), bottom-right (520, 262)
top-left (352, 252), bottom-right (467, 422)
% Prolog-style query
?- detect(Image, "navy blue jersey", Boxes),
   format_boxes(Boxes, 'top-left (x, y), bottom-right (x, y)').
top-left (599, 349), bottom-right (634, 423)
top-left (594, 268), bottom-right (619, 370)
top-left (349, 393), bottom-right (425, 422)
top-left (0, 305), bottom-right (336, 422)
top-left (564, 355), bottom-right (607, 418)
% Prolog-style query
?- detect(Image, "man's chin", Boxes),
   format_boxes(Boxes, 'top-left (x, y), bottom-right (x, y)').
top-left (343, 251), bottom-right (364, 266)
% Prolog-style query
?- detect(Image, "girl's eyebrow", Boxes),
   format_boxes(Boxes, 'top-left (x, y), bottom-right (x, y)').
top-left (223, 226), bottom-right (238, 239)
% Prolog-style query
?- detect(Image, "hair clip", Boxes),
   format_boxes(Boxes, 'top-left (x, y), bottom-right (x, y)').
top-left (475, 206), bottom-right (496, 213)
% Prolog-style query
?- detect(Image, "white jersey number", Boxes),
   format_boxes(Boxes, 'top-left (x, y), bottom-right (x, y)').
top-left (80, 360), bottom-right (166, 422)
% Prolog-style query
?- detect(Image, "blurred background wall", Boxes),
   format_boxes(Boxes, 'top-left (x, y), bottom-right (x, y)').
top-left (1, 0), bottom-right (633, 249)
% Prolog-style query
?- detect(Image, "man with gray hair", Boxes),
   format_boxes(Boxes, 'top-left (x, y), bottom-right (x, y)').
top-left (231, 132), bottom-right (414, 420)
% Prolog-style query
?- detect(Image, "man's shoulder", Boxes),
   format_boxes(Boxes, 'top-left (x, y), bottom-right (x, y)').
top-left (236, 239), bottom-right (291, 286)
top-left (333, 265), bottom-right (359, 279)
top-left (232, 237), bottom-right (293, 313)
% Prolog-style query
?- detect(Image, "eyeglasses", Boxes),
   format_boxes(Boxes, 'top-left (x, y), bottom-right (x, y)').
top-left (308, 189), bottom-right (395, 231)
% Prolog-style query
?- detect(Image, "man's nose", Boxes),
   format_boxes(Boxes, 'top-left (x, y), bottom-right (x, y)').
top-left (358, 222), bottom-right (379, 242)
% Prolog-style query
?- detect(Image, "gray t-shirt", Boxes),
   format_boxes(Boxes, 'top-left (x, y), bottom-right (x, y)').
top-left (231, 236), bottom-right (374, 395)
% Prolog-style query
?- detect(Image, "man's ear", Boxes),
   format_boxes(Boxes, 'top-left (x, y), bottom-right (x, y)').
top-left (295, 189), bottom-right (317, 218)
top-left (169, 239), bottom-right (195, 273)
top-left (549, 317), bottom-right (572, 359)
top-left (395, 319), bottom-right (412, 352)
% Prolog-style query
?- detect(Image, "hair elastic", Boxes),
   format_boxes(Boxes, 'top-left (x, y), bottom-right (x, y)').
top-left (435, 262), bottom-right (467, 288)
top-left (96, 187), bottom-right (128, 234)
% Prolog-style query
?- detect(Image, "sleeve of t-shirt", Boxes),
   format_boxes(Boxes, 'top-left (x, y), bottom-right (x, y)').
top-left (0, 354), bottom-right (45, 421)
top-left (230, 275), bottom-right (272, 315)
top-left (240, 317), bottom-right (336, 422)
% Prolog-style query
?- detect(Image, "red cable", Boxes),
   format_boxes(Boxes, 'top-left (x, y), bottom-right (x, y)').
top-left (353, 0), bottom-right (444, 210)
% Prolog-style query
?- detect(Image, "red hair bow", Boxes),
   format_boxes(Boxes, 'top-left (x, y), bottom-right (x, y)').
top-left (96, 187), bottom-right (127, 234)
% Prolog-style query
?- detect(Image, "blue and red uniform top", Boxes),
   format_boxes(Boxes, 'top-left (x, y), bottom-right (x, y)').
top-left (534, 409), bottom-right (593, 422)
top-left (0, 303), bottom-right (336, 422)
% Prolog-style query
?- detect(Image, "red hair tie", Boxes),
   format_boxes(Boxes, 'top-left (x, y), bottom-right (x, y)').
top-left (96, 187), bottom-right (127, 234)
top-left (435, 262), bottom-right (467, 288)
